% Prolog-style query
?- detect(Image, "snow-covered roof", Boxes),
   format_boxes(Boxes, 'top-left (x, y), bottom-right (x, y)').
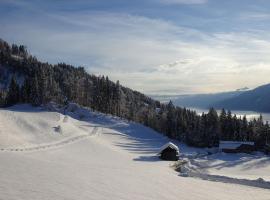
top-left (219, 141), bottom-right (254, 150)
top-left (158, 142), bottom-right (179, 154)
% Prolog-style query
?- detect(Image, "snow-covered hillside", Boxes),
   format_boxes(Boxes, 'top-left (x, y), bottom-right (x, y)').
top-left (188, 152), bottom-right (270, 181)
top-left (0, 104), bottom-right (94, 149)
top-left (0, 104), bottom-right (269, 200)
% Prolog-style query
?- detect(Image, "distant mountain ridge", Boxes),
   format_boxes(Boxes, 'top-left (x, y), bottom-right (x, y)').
top-left (173, 91), bottom-right (245, 109)
top-left (151, 90), bottom-right (245, 109)
top-left (213, 83), bottom-right (270, 112)
top-left (153, 84), bottom-right (270, 113)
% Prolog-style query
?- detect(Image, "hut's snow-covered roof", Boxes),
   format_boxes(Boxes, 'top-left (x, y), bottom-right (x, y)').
top-left (219, 141), bottom-right (254, 150)
top-left (158, 142), bottom-right (179, 154)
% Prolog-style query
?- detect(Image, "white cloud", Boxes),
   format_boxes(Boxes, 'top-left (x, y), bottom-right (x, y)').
top-left (1, 10), bottom-right (270, 95)
top-left (239, 12), bottom-right (270, 21)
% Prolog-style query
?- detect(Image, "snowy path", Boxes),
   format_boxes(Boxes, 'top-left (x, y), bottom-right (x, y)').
top-left (0, 126), bottom-right (100, 152)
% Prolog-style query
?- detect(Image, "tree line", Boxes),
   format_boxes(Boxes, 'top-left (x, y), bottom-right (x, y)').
top-left (0, 39), bottom-right (269, 150)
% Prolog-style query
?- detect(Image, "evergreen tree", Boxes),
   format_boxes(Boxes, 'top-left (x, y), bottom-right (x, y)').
top-left (225, 110), bottom-right (233, 140)
top-left (21, 77), bottom-right (31, 102)
top-left (0, 90), bottom-right (6, 106)
top-left (30, 74), bottom-right (40, 106)
top-left (166, 100), bottom-right (175, 138)
top-left (219, 108), bottom-right (227, 140)
top-left (241, 115), bottom-right (248, 141)
top-left (11, 44), bottom-right (19, 55)
top-left (206, 108), bottom-right (219, 147)
top-left (115, 80), bottom-right (121, 116)
top-left (6, 76), bottom-right (20, 106)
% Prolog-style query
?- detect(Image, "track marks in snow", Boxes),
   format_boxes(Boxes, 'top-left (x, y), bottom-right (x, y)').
top-left (179, 158), bottom-right (270, 190)
top-left (0, 127), bottom-right (100, 152)
top-left (182, 170), bottom-right (270, 189)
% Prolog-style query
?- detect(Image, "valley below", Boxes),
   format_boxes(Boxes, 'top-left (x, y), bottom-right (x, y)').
top-left (187, 107), bottom-right (270, 123)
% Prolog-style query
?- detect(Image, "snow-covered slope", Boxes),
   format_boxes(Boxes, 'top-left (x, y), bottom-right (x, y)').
top-left (0, 104), bottom-right (94, 149)
top-left (189, 152), bottom-right (270, 181)
top-left (0, 104), bottom-right (269, 200)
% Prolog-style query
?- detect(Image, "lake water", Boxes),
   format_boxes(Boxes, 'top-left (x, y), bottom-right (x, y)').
top-left (187, 107), bottom-right (270, 123)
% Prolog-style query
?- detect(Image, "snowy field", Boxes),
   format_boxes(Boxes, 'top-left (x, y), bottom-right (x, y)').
top-left (188, 152), bottom-right (270, 181)
top-left (0, 104), bottom-right (269, 200)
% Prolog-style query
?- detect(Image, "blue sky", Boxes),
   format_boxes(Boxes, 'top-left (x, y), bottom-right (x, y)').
top-left (1, 0), bottom-right (270, 94)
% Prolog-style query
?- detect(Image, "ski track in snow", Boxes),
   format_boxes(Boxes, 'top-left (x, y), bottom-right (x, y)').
top-left (0, 126), bottom-right (99, 152)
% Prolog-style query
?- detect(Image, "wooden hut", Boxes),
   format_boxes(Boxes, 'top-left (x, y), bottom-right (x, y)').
top-left (219, 141), bottom-right (255, 153)
top-left (158, 142), bottom-right (179, 161)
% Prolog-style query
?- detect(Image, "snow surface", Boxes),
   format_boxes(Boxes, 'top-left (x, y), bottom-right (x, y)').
top-left (188, 152), bottom-right (270, 182)
top-left (0, 104), bottom-right (94, 149)
top-left (0, 104), bottom-right (269, 200)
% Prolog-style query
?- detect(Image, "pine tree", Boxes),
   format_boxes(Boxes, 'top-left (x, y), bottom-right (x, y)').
top-left (38, 68), bottom-right (47, 104)
top-left (240, 115), bottom-right (248, 141)
top-left (30, 74), bottom-right (40, 106)
top-left (225, 110), bottom-right (233, 140)
top-left (21, 78), bottom-right (31, 103)
top-left (0, 90), bottom-right (6, 106)
top-left (115, 80), bottom-right (121, 116)
top-left (18, 45), bottom-right (27, 57)
top-left (11, 44), bottom-right (19, 55)
top-left (206, 108), bottom-right (219, 147)
top-left (219, 108), bottom-right (227, 140)
top-left (6, 76), bottom-right (20, 106)
top-left (166, 100), bottom-right (175, 138)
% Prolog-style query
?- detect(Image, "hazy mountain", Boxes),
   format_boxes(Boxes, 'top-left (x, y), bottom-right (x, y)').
top-left (151, 90), bottom-right (246, 109)
top-left (214, 84), bottom-right (270, 112)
